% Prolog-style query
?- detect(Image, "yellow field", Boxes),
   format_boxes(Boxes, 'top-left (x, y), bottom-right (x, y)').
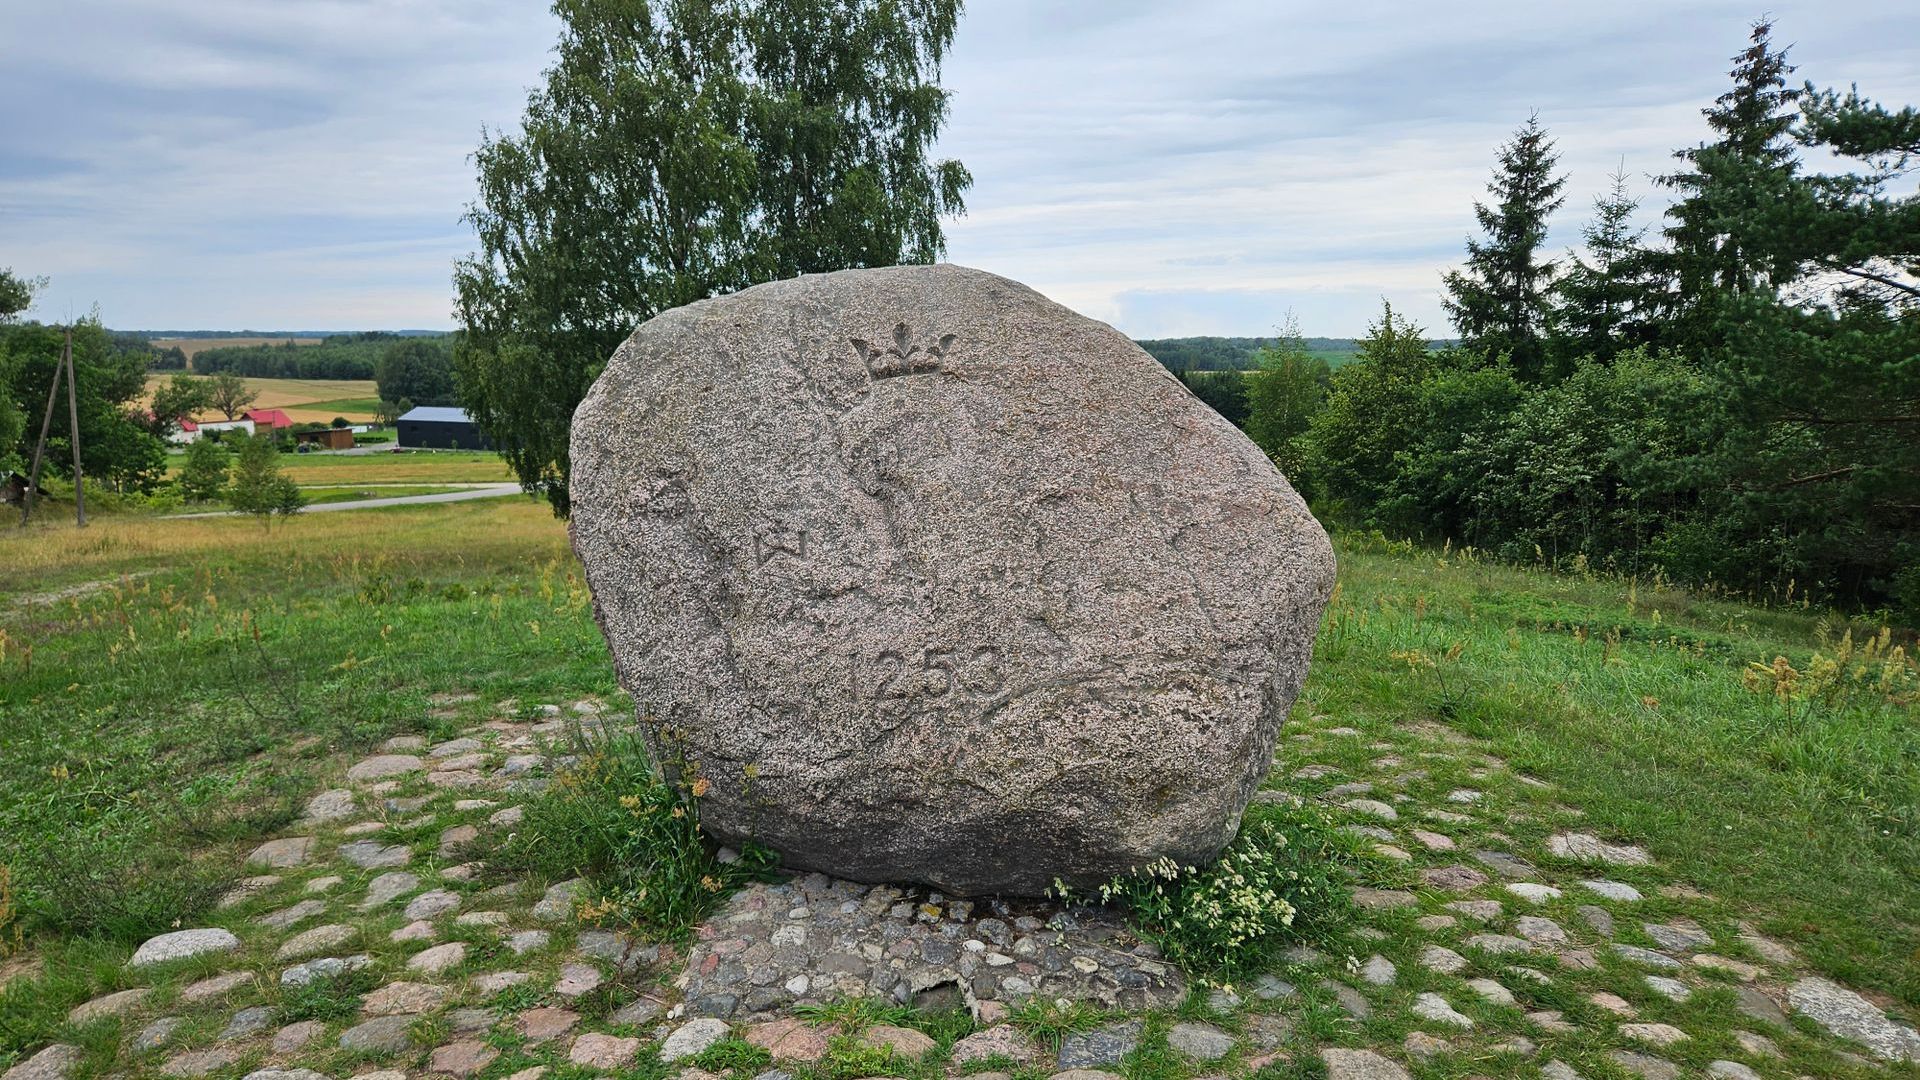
top-left (143, 374), bottom-right (381, 423)
top-left (151, 336), bottom-right (321, 360)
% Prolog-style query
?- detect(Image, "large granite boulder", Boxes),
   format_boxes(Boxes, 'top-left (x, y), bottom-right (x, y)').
top-left (570, 264), bottom-right (1334, 894)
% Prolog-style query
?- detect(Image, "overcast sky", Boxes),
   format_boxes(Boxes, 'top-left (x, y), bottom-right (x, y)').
top-left (3, 1), bottom-right (1917, 337)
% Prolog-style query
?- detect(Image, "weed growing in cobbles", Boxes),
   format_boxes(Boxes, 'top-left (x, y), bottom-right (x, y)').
top-left (1062, 804), bottom-right (1355, 982)
top-left (490, 725), bottom-right (775, 942)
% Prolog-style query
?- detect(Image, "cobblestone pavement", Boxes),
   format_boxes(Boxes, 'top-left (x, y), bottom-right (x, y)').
top-left (8, 699), bottom-right (1918, 1080)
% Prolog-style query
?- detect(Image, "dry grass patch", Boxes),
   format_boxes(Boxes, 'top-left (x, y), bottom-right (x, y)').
top-left (0, 497), bottom-right (558, 602)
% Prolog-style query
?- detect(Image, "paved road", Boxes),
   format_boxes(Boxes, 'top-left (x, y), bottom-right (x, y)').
top-left (169, 483), bottom-right (524, 519)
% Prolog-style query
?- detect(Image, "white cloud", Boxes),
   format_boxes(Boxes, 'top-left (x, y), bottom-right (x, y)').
top-left (2, 0), bottom-right (1916, 334)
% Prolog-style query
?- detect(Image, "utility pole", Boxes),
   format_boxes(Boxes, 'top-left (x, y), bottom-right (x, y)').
top-left (18, 331), bottom-right (64, 528)
top-left (64, 328), bottom-right (85, 526)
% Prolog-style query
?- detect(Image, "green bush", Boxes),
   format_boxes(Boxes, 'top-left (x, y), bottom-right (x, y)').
top-left (13, 820), bottom-right (227, 942)
top-left (1069, 803), bottom-right (1351, 979)
top-left (490, 726), bottom-right (774, 941)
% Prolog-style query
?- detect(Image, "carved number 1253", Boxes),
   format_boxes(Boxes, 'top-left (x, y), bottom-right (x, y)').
top-left (858, 645), bottom-right (1006, 700)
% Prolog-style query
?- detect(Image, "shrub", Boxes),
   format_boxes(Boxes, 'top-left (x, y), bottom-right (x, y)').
top-left (1066, 802), bottom-right (1351, 979)
top-left (13, 820), bottom-right (227, 942)
top-left (177, 439), bottom-right (230, 503)
top-left (490, 725), bottom-right (774, 941)
top-left (226, 434), bottom-right (306, 525)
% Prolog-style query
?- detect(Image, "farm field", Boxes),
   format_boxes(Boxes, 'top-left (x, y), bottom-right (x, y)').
top-left (149, 337), bottom-right (322, 361)
top-left (0, 504), bottom-right (1914, 1078)
top-left (141, 375), bottom-right (382, 424)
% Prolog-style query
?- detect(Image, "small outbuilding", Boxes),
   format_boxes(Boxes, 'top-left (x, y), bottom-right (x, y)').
top-left (397, 406), bottom-right (491, 450)
top-left (294, 428), bottom-right (355, 450)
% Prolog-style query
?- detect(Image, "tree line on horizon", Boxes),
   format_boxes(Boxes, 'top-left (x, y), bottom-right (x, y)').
top-left (1199, 20), bottom-right (1918, 618)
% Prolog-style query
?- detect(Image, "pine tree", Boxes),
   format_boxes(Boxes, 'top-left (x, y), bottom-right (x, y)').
top-left (1548, 166), bottom-right (1652, 368)
top-left (1441, 114), bottom-right (1568, 381)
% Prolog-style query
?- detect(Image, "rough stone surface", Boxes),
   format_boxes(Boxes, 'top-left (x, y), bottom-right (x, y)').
top-left (1607, 1050), bottom-right (1679, 1079)
top-left (220, 1005), bottom-right (275, 1041)
top-left (571, 1034), bottom-right (642, 1070)
top-left (430, 1040), bottom-right (499, 1077)
top-left (1411, 993), bottom-right (1474, 1028)
top-left (338, 1015), bottom-right (417, 1055)
top-left (1549, 832), bottom-right (1652, 866)
top-left (1787, 976), bottom-right (1920, 1062)
top-left (347, 755), bottom-right (424, 782)
top-left (363, 982), bottom-right (450, 1016)
top-left (1165, 1022), bottom-right (1233, 1062)
top-left (1, 1045), bottom-right (82, 1080)
top-left (1619, 1023), bottom-right (1689, 1047)
top-left (273, 1022), bottom-right (326, 1054)
top-left (181, 972), bottom-right (253, 1003)
top-left (405, 889), bottom-right (462, 921)
top-left (569, 264), bottom-right (1335, 894)
top-left (281, 954), bottom-right (371, 986)
top-left (678, 875), bottom-right (1182, 1018)
top-left (68, 988), bottom-right (150, 1024)
top-left (361, 871), bottom-right (421, 908)
top-left (407, 942), bottom-right (467, 975)
top-left (516, 1008), bottom-right (581, 1043)
top-left (339, 840), bottom-right (412, 869)
top-left (247, 836), bottom-right (315, 869)
top-left (276, 923), bottom-right (355, 961)
top-left (1057, 1021), bottom-right (1142, 1070)
top-left (1319, 1048), bottom-right (1411, 1080)
top-left (129, 928), bottom-right (241, 967)
top-left (660, 1019), bottom-right (731, 1063)
top-left (951, 1025), bottom-right (1040, 1066)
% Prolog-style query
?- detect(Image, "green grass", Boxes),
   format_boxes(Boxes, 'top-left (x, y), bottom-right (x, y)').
top-left (296, 485), bottom-right (465, 505)
top-left (1304, 534), bottom-right (1919, 1004)
top-left (0, 500), bottom-right (602, 950)
top-left (0, 497), bottom-right (1914, 1075)
top-left (486, 725), bottom-right (777, 941)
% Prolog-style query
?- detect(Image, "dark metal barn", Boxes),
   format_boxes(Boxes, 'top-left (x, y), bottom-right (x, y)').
top-left (396, 406), bottom-right (491, 450)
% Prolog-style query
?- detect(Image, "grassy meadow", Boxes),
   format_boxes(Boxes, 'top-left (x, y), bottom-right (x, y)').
top-left (0, 501), bottom-right (1915, 1040)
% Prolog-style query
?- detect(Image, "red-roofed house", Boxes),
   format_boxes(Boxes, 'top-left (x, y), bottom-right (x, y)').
top-left (165, 416), bottom-right (256, 445)
top-left (243, 408), bottom-right (293, 430)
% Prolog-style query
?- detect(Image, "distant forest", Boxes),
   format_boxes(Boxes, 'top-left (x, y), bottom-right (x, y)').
top-left (143, 332), bottom-right (452, 380)
top-left (1137, 336), bottom-right (1360, 371)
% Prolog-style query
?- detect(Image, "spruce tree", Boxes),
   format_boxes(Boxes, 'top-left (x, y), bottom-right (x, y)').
top-left (1548, 166), bottom-right (1652, 368)
top-left (1651, 19), bottom-right (1803, 347)
top-left (1441, 114), bottom-right (1567, 381)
